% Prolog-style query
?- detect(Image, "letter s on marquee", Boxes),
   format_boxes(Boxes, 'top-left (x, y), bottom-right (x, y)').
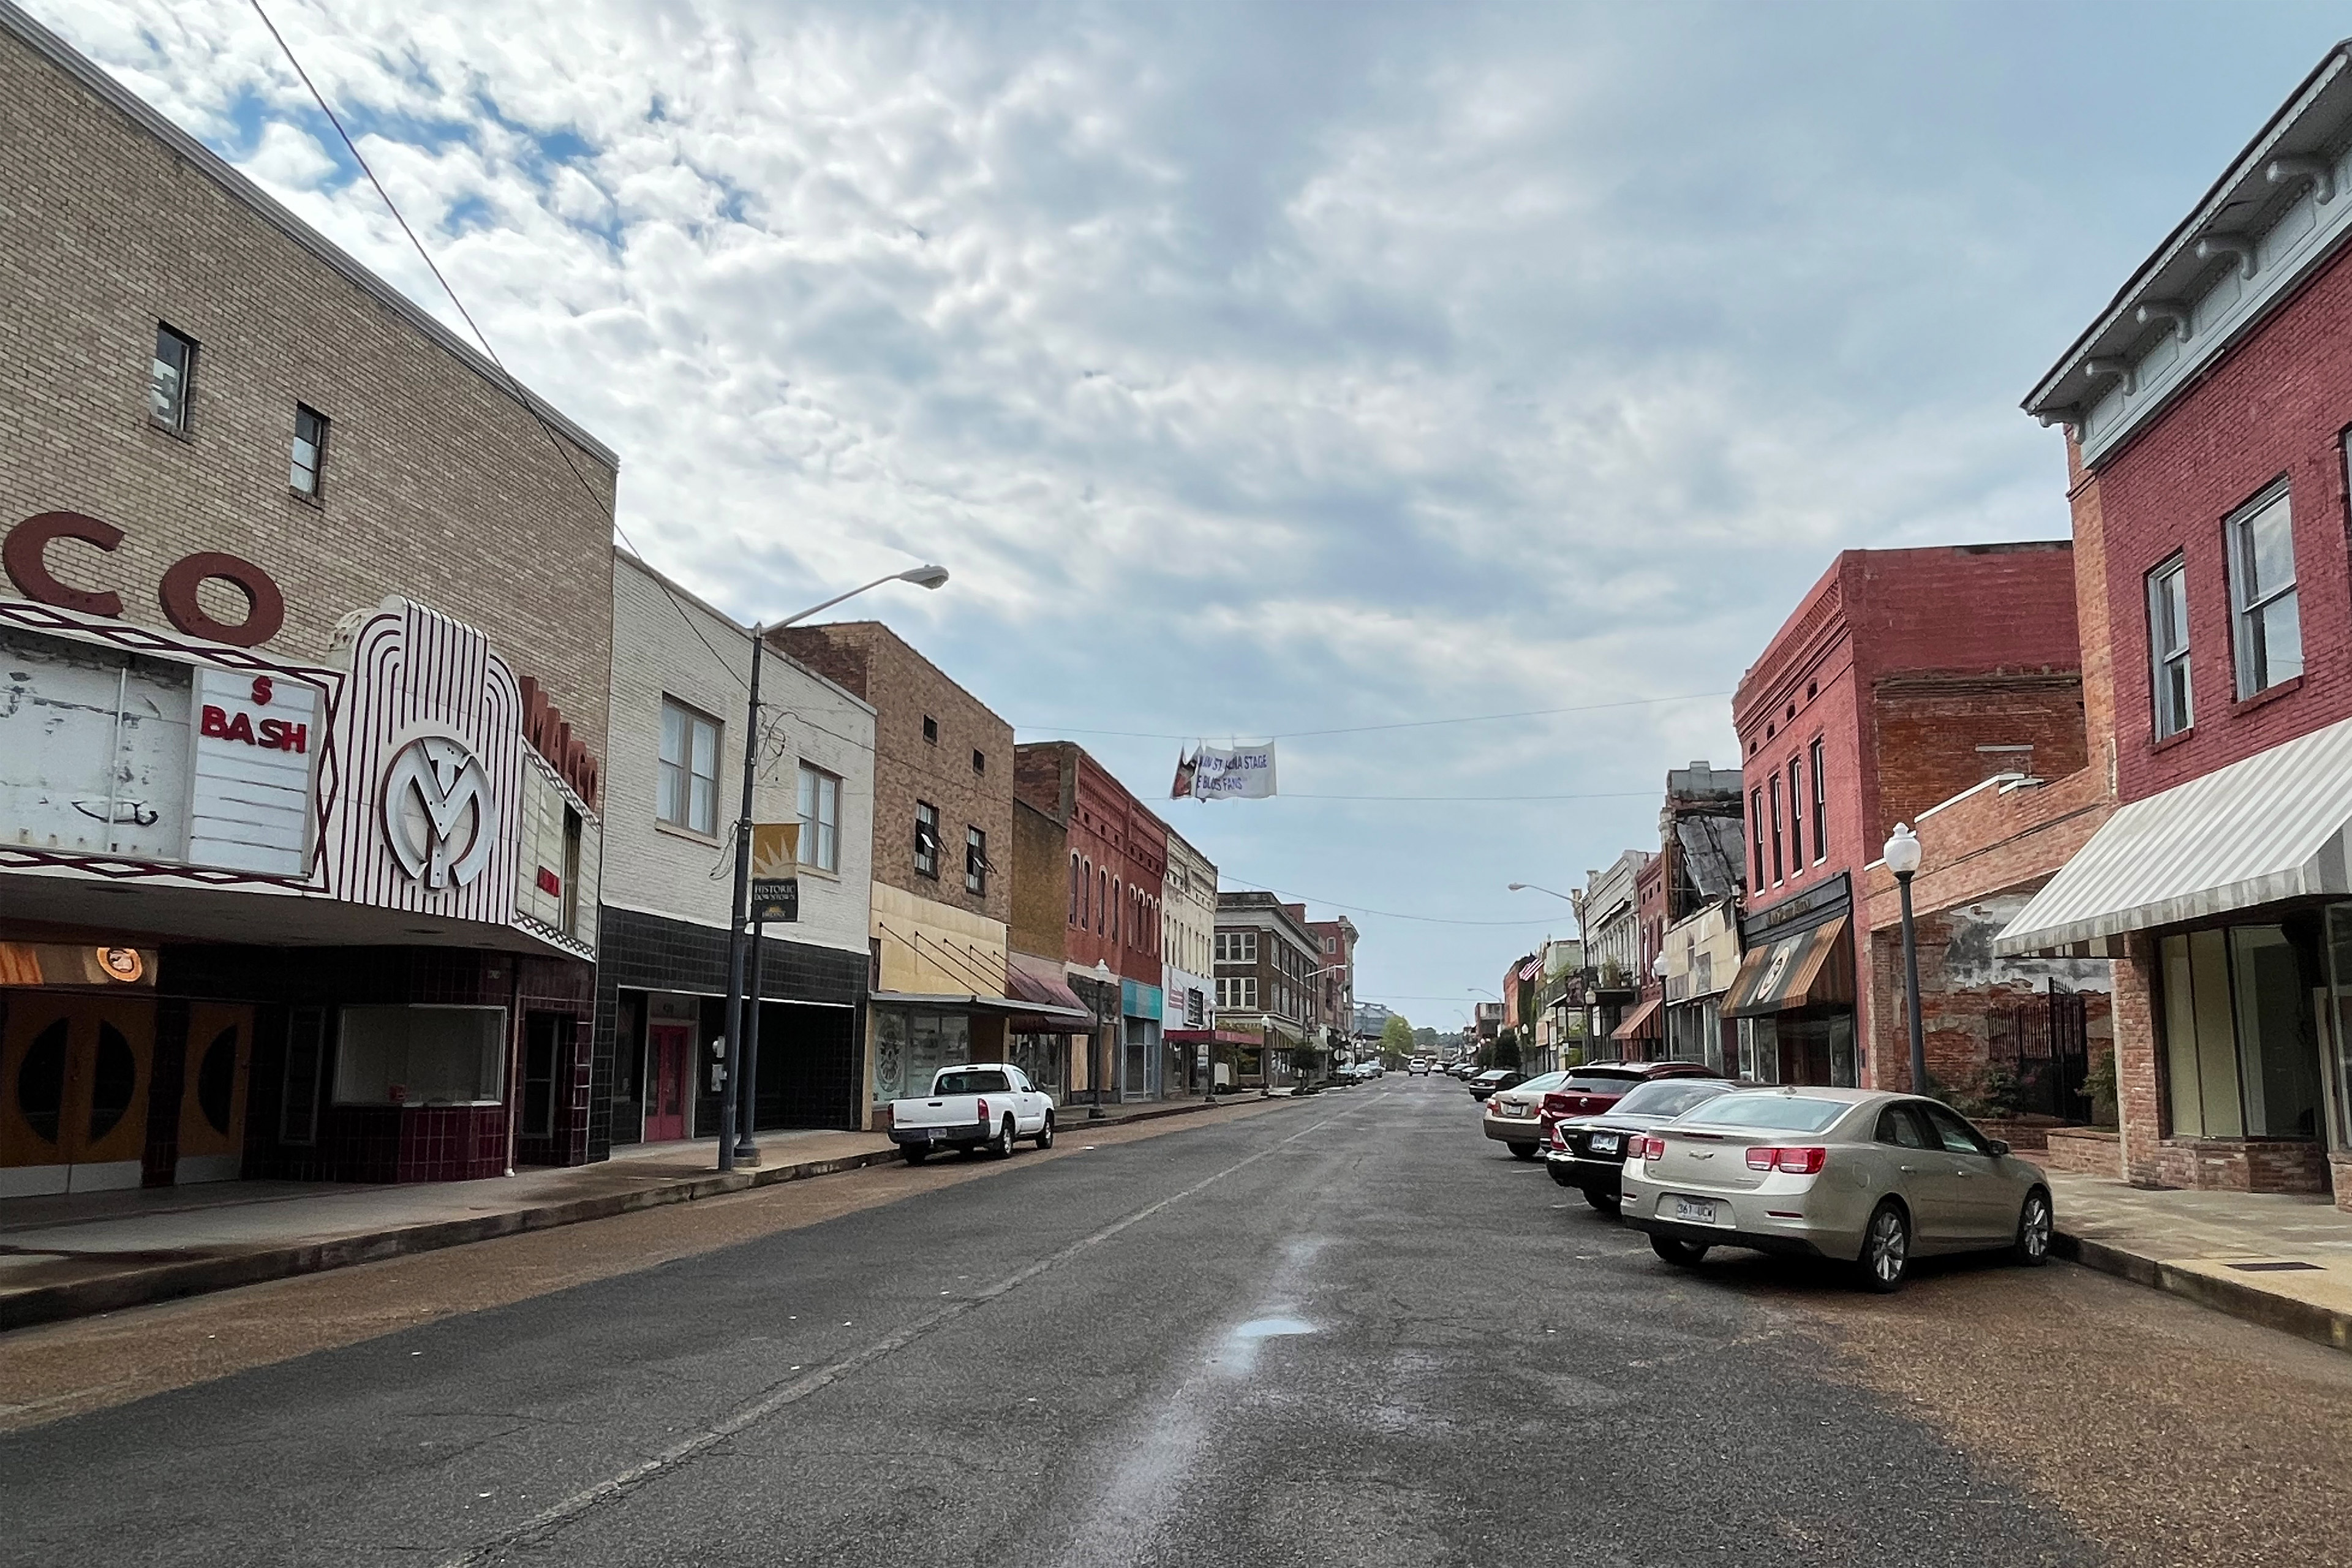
top-left (2, 512), bottom-right (124, 617)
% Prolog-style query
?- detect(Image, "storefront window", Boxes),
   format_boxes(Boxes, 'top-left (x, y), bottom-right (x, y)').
top-left (2158, 925), bottom-right (2324, 1141)
top-left (873, 1008), bottom-right (971, 1102)
top-left (333, 1005), bottom-right (505, 1106)
top-left (2323, 907), bottom-right (2352, 1149)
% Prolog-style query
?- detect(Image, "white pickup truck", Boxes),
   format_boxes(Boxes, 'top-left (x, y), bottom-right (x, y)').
top-left (888, 1063), bottom-right (1056, 1163)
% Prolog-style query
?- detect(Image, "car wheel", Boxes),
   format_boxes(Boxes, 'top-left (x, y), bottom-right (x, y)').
top-left (2011, 1187), bottom-right (2053, 1267)
top-left (1650, 1234), bottom-right (1709, 1268)
top-left (1509, 1143), bottom-right (1538, 1161)
top-left (994, 1117), bottom-right (1017, 1158)
top-left (1035, 1114), bottom-right (1055, 1150)
top-left (1859, 1200), bottom-right (1911, 1293)
top-left (1583, 1188), bottom-right (1620, 1213)
top-left (902, 1145), bottom-right (929, 1166)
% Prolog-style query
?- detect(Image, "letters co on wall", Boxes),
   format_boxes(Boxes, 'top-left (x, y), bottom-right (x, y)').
top-left (0, 600), bottom-right (331, 882)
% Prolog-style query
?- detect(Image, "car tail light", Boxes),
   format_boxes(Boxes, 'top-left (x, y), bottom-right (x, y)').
top-left (1627, 1134), bottom-right (1661, 1161)
top-left (1542, 1091), bottom-right (1572, 1117)
top-left (978, 1098), bottom-right (989, 1121)
top-left (1744, 1145), bottom-right (1827, 1174)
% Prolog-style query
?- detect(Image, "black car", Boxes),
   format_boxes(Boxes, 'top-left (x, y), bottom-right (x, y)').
top-left (1545, 1077), bottom-right (1755, 1210)
top-left (1468, 1068), bottom-right (1528, 1102)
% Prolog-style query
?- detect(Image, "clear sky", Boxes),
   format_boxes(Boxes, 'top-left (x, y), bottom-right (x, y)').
top-left (36, 0), bottom-right (2350, 1030)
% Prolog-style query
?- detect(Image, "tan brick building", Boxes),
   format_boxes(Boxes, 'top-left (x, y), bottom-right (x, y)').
top-left (773, 620), bottom-right (1039, 1123)
top-left (0, 5), bottom-right (618, 1194)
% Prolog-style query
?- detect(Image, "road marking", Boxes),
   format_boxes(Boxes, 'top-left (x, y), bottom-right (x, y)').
top-left (432, 1099), bottom-right (1374, 1567)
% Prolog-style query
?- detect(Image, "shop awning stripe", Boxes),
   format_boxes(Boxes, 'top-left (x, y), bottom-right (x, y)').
top-left (1995, 714), bottom-right (2352, 955)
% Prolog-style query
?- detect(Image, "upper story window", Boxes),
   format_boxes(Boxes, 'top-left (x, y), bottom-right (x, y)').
top-left (1785, 756), bottom-right (1804, 869)
top-left (1069, 853), bottom-right (1080, 922)
top-left (1749, 788), bottom-right (1765, 889)
top-left (914, 801), bottom-right (941, 878)
top-left (657, 698), bottom-right (720, 837)
top-left (1216, 930), bottom-right (1259, 963)
top-left (2227, 486), bottom-right (2302, 699)
top-left (2147, 554), bottom-right (2193, 739)
top-left (965, 826), bottom-right (987, 896)
top-left (796, 764), bottom-right (840, 872)
top-left (1809, 737), bottom-right (1827, 861)
top-left (1767, 775), bottom-right (1785, 884)
top-left (150, 324), bottom-right (197, 432)
top-left (288, 404), bottom-right (329, 498)
top-left (922, 716), bottom-right (938, 745)
top-left (971, 748), bottom-right (986, 774)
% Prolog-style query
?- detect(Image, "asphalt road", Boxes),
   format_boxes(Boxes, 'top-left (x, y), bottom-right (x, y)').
top-left (3, 1077), bottom-right (2343, 1567)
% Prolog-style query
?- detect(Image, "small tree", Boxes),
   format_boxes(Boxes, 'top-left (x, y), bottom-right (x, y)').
top-left (1493, 1027), bottom-right (1523, 1070)
top-left (1379, 1014), bottom-right (1415, 1069)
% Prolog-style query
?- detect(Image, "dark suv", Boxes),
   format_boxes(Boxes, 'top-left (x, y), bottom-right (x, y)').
top-left (1546, 1076), bottom-right (1755, 1210)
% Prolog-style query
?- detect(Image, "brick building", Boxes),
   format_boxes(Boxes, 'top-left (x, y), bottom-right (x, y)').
top-left (0, 6), bottom-right (614, 1194)
top-left (1572, 850), bottom-right (1647, 1049)
top-left (1215, 893), bottom-right (1322, 1087)
top-left (1012, 742), bottom-right (1169, 1104)
top-left (594, 552), bottom-right (876, 1147)
top-left (1305, 916), bottom-right (1359, 1059)
top-left (772, 622), bottom-right (1033, 1125)
top-left (1159, 826), bottom-right (1219, 1092)
top-left (1726, 545), bottom-right (2086, 1088)
top-left (2004, 42), bottom-right (2352, 1207)
top-left (1654, 763), bottom-right (1746, 1068)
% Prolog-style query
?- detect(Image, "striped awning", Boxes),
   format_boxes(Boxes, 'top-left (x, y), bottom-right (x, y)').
top-left (1995, 714), bottom-right (2352, 956)
top-left (1610, 995), bottom-right (1663, 1041)
top-left (1719, 917), bottom-right (1851, 1019)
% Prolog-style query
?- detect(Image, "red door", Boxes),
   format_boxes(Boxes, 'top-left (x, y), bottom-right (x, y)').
top-left (644, 1023), bottom-right (691, 1143)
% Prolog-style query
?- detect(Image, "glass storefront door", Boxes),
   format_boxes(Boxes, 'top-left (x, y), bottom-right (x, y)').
top-left (2158, 922), bottom-right (2325, 1142)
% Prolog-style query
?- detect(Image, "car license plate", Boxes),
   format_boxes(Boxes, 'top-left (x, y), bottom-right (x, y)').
top-left (1589, 1133), bottom-right (1619, 1154)
top-left (1673, 1197), bottom-right (1719, 1225)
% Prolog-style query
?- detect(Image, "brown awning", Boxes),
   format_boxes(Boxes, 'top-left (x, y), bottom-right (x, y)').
top-left (1610, 995), bottom-right (1664, 1041)
top-left (1719, 917), bottom-right (1853, 1019)
top-left (1001, 954), bottom-right (1099, 1035)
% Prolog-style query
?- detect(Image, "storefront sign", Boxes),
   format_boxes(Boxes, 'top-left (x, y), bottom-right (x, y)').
top-left (750, 822), bottom-right (799, 923)
top-left (3, 511), bottom-right (286, 647)
top-left (0, 943), bottom-right (156, 987)
top-left (382, 733), bottom-right (499, 889)
top-left (517, 675), bottom-right (600, 809)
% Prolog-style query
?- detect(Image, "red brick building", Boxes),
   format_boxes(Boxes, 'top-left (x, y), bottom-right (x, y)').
top-left (2005, 42), bottom-right (2352, 1207)
top-left (1014, 743), bottom-right (1169, 1102)
top-left (1728, 546), bottom-right (2086, 1087)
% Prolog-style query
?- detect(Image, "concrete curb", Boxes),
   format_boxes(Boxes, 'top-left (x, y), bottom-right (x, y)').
top-left (0, 1095), bottom-right (1258, 1334)
top-left (2052, 1229), bottom-right (2352, 1354)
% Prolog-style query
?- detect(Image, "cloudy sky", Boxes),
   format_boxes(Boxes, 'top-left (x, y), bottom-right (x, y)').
top-left (34, 0), bottom-right (2348, 1028)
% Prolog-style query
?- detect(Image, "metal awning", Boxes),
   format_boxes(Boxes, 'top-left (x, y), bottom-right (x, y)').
top-left (1610, 995), bottom-right (1663, 1041)
top-left (1002, 956), bottom-right (1099, 1035)
top-left (1720, 918), bottom-right (1852, 1019)
top-left (869, 990), bottom-right (1094, 1026)
top-left (1995, 715), bottom-right (2352, 956)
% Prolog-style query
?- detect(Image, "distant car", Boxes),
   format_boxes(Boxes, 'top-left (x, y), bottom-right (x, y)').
top-left (1481, 1070), bottom-right (1574, 1158)
top-left (1467, 1068), bottom-right (1528, 1102)
top-left (1619, 1088), bottom-right (2054, 1292)
top-left (1409, 1058), bottom-right (1433, 1075)
top-left (1545, 1077), bottom-right (1755, 1208)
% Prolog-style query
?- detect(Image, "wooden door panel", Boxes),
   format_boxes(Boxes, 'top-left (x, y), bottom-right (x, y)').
top-left (178, 1004), bottom-right (254, 1181)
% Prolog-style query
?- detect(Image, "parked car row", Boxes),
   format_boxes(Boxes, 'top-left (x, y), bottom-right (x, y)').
top-left (1469, 1063), bottom-right (2056, 1292)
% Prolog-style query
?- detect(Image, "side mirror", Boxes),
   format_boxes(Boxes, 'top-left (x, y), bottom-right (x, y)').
top-left (1988, 1139), bottom-right (2011, 1158)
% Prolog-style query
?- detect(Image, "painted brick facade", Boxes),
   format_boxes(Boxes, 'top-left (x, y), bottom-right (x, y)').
top-left (1013, 742), bottom-right (1167, 988)
top-left (0, 14), bottom-right (617, 762)
top-left (2091, 239), bottom-right (2352, 801)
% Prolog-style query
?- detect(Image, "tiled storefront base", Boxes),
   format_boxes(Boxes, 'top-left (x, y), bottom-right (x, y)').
top-left (2146, 1137), bottom-right (2331, 1196)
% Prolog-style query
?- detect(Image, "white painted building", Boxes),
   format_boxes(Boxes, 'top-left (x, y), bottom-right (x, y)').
top-left (598, 550), bottom-right (876, 1143)
top-left (1161, 824), bottom-right (1218, 1090)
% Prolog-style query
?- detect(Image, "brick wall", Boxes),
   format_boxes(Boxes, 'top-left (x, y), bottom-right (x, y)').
top-left (2090, 239), bottom-right (2352, 802)
top-left (1009, 798), bottom-right (1068, 962)
top-left (1869, 677), bottom-right (2089, 833)
top-left (776, 622), bottom-right (1012, 929)
top-left (0, 21), bottom-right (616, 761)
top-left (2114, 935), bottom-right (2163, 1185)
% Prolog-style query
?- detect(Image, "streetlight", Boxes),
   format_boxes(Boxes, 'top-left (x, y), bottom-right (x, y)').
top-left (719, 564), bottom-right (950, 1172)
top-left (1883, 822), bottom-right (1926, 1097)
top-left (1090, 958), bottom-right (1114, 1117)
top-left (1507, 881), bottom-right (1578, 903)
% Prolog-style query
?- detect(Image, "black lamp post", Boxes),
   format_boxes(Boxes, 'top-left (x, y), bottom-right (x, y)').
top-left (1884, 822), bottom-right (1927, 1096)
top-left (717, 564), bottom-right (949, 1173)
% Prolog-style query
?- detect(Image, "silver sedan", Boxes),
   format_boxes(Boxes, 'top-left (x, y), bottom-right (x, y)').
top-left (1618, 1087), bottom-right (2054, 1292)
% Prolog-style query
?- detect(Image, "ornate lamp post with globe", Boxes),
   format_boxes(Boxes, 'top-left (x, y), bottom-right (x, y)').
top-left (1883, 823), bottom-right (1928, 1095)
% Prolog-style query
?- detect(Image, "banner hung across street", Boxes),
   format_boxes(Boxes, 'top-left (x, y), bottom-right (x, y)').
top-left (1178, 743), bottom-right (1277, 800)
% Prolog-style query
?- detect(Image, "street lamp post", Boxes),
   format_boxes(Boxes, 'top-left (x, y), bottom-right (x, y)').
top-left (1506, 881), bottom-right (1578, 903)
top-left (1883, 823), bottom-right (1927, 1097)
top-left (718, 564), bottom-right (949, 1173)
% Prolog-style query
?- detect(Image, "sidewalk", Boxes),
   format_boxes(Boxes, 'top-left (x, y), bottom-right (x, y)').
top-left (2048, 1171), bottom-right (2352, 1352)
top-left (0, 1096), bottom-right (1243, 1333)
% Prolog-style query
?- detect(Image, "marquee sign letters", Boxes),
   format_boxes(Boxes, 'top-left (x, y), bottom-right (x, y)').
top-left (2, 511), bottom-right (285, 647)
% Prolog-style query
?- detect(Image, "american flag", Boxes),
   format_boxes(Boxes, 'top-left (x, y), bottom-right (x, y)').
top-left (1517, 957), bottom-right (1542, 982)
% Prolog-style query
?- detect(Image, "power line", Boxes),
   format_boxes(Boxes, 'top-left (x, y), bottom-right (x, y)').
top-left (244, 0), bottom-right (761, 704)
top-left (1216, 876), bottom-right (1558, 928)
